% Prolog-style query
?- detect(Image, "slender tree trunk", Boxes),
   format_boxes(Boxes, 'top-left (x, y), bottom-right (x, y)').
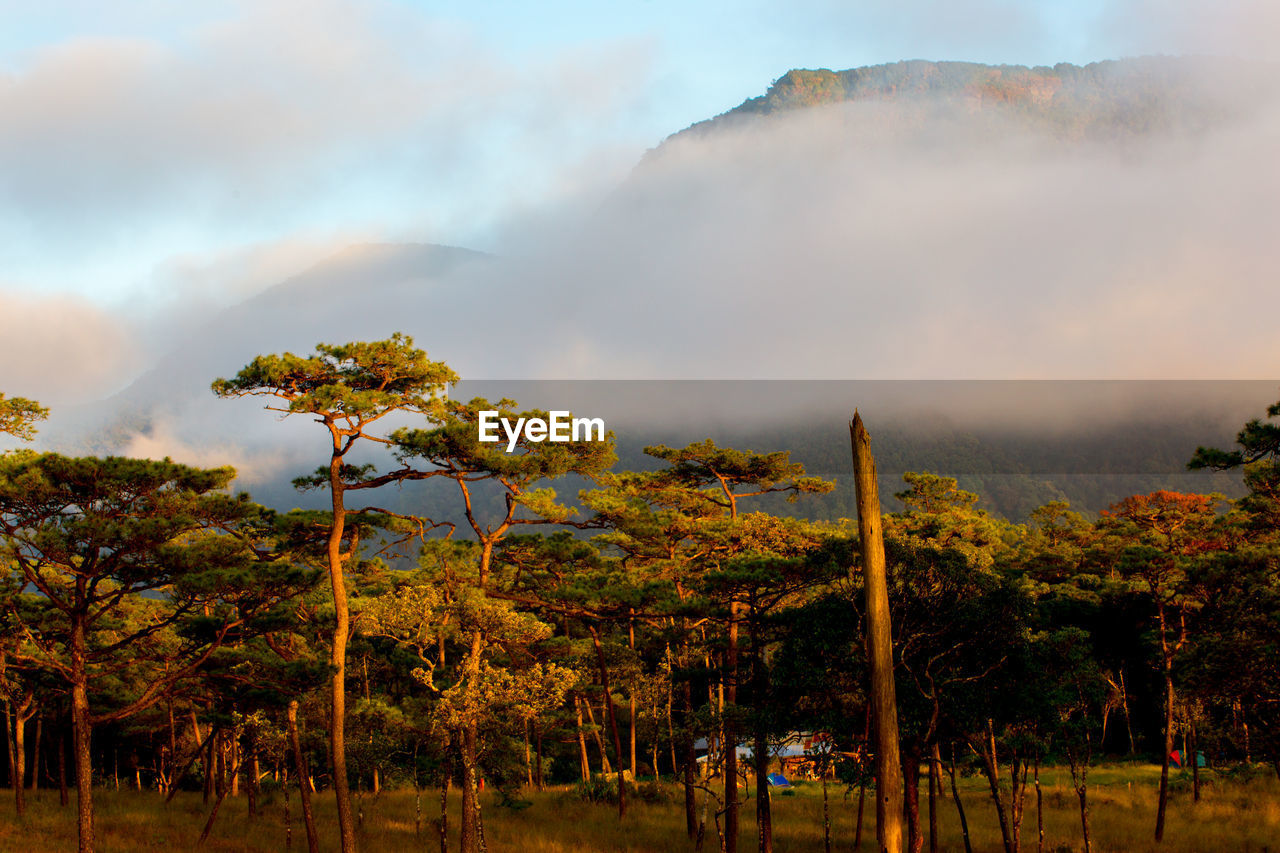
top-left (248, 731), bottom-right (260, 819)
top-left (682, 676), bottom-right (698, 839)
top-left (850, 413), bottom-right (905, 853)
top-left (972, 723), bottom-right (1014, 853)
top-left (1155, 610), bottom-right (1173, 843)
top-left (629, 615), bottom-right (638, 780)
top-left (4, 695), bottom-right (16, 794)
top-left (753, 667), bottom-right (773, 853)
top-left (287, 701), bottom-right (320, 853)
top-left (460, 723), bottom-right (480, 853)
top-left (1009, 756), bottom-right (1027, 853)
top-left (58, 715), bottom-right (69, 807)
top-left (1034, 755), bottom-right (1044, 853)
top-left (583, 695), bottom-right (611, 775)
top-left (854, 776), bottom-right (867, 851)
top-left (1120, 669), bottom-right (1136, 756)
top-left (327, 459), bottom-right (357, 853)
top-left (822, 769), bottom-right (832, 853)
top-left (438, 734), bottom-right (451, 853)
top-left (1190, 721), bottom-right (1200, 802)
top-left (71, 614), bottom-right (96, 853)
top-left (574, 696), bottom-right (590, 782)
top-left (203, 727), bottom-right (215, 806)
top-left (536, 725), bottom-right (545, 789)
top-left (523, 719), bottom-right (533, 789)
top-left (589, 624), bottom-right (627, 819)
top-left (723, 601), bottom-right (739, 853)
top-left (32, 713), bottom-right (42, 793)
top-left (947, 744), bottom-right (972, 853)
top-left (166, 723), bottom-right (218, 804)
top-left (903, 747), bottom-right (922, 853)
top-left (928, 746), bottom-right (940, 853)
top-left (284, 764), bottom-right (293, 849)
top-left (11, 694), bottom-right (30, 816)
top-left (1069, 748), bottom-right (1092, 853)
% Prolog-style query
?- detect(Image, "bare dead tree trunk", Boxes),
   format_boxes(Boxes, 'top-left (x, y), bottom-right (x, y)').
top-left (851, 413), bottom-right (905, 853)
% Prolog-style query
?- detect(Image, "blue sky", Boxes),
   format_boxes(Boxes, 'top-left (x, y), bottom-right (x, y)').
top-left (0, 0), bottom-right (1271, 309)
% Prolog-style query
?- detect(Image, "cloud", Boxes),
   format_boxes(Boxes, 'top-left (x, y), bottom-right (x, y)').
top-left (0, 290), bottom-right (143, 403)
top-left (0, 0), bottom-right (655, 293)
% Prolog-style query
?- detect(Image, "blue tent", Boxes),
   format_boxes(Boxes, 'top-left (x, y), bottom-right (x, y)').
top-left (766, 773), bottom-right (792, 788)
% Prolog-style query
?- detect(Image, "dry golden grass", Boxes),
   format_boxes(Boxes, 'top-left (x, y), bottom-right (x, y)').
top-left (0, 763), bottom-right (1276, 852)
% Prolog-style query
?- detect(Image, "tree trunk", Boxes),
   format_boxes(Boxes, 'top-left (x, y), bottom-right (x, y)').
top-left (723, 601), bottom-right (739, 853)
top-left (32, 713), bottom-right (42, 793)
top-left (1068, 749), bottom-right (1091, 853)
top-left (1190, 720), bottom-right (1200, 802)
top-left (822, 770), bottom-right (832, 853)
top-left (460, 723), bottom-right (480, 853)
top-left (283, 765), bottom-right (293, 849)
top-left (326, 460), bottom-right (357, 853)
top-left (850, 413), bottom-right (905, 853)
top-left (438, 736), bottom-right (451, 853)
top-left (753, 685), bottom-right (773, 853)
top-left (287, 700), bottom-right (320, 853)
top-left (928, 746), bottom-right (940, 853)
top-left (1120, 669), bottom-right (1136, 756)
top-left (248, 731), bottom-right (260, 819)
top-left (972, 723), bottom-right (1013, 853)
top-left (1155, 611), bottom-right (1173, 843)
top-left (947, 744), bottom-right (972, 853)
top-left (682, 678), bottom-right (698, 840)
top-left (854, 777), bottom-right (867, 851)
top-left (574, 695), bottom-right (590, 782)
top-left (589, 624), bottom-right (626, 819)
top-left (1034, 755), bottom-right (1044, 853)
top-left (583, 695), bottom-right (612, 775)
top-left (58, 715), bottom-right (69, 807)
top-left (903, 747), bottom-right (922, 853)
top-left (71, 613), bottom-right (96, 853)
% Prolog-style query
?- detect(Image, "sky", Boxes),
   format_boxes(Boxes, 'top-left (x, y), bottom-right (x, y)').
top-left (2, 0), bottom-right (1279, 420)
top-left (2, 0), bottom-right (1275, 306)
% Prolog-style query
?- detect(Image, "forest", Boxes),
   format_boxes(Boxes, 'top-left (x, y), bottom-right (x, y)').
top-left (0, 335), bottom-right (1278, 853)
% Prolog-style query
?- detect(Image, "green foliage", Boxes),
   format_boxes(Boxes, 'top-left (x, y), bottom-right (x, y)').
top-left (0, 393), bottom-right (48, 441)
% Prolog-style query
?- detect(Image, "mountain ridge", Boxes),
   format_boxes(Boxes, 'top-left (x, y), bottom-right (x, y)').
top-left (660, 56), bottom-right (1274, 147)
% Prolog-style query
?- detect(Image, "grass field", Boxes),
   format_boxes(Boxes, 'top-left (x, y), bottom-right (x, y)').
top-left (1, 763), bottom-right (1276, 852)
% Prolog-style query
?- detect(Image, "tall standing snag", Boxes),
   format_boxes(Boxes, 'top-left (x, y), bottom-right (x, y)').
top-left (849, 412), bottom-right (905, 853)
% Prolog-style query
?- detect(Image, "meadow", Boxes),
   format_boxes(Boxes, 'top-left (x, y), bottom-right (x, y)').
top-left (1, 763), bottom-right (1276, 853)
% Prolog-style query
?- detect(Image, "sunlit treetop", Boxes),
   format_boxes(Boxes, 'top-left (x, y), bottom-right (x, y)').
top-left (0, 393), bottom-right (48, 442)
top-left (212, 333), bottom-right (457, 441)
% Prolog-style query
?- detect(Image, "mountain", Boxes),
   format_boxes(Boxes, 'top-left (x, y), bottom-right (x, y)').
top-left (33, 56), bottom-right (1280, 519)
top-left (663, 57), bottom-right (1274, 145)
